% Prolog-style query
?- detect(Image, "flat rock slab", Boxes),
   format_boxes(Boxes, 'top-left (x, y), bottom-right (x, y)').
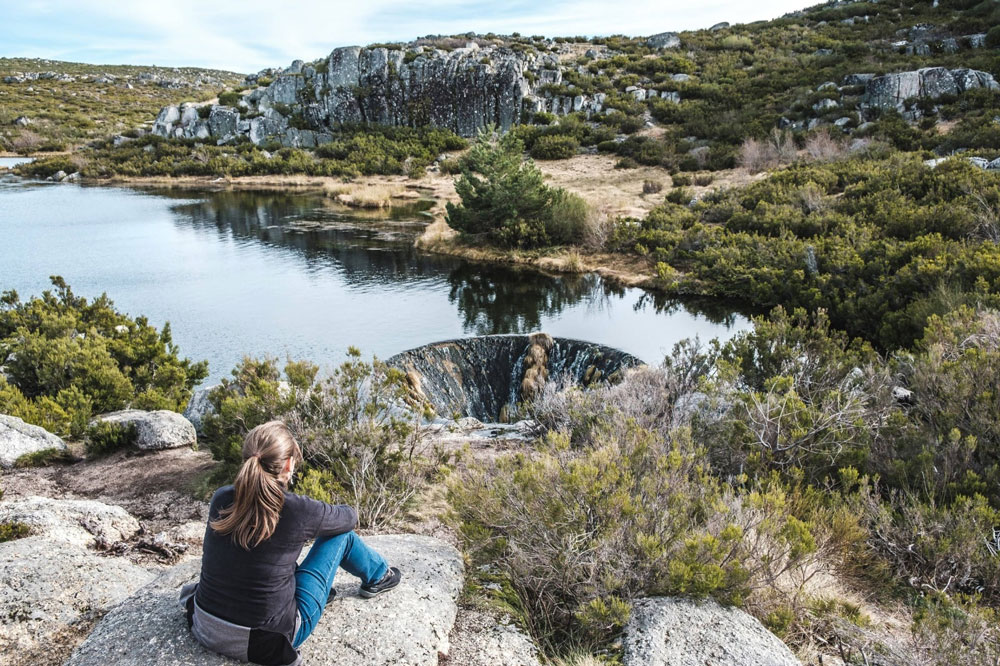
top-left (623, 597), bottom-right (801, 666)
top-left (0, 536), bottom-right (154, 660)
top-left (0, 414), bottom-right (67, 468)
top-left (0, 495), bottom-right (141, 548)
top-left (66, 534), bottom-right (463, 666)
top-left (444, 607), bottom-right (541, 666)
top-left (91, 409), bottom-right (196, 450)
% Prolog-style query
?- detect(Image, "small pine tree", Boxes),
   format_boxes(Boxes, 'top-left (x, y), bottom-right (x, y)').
top-left (446, 128), bottom-right (587, 248)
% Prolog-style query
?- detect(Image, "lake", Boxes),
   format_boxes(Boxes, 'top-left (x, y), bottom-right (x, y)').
top-left (0, 180), bottom-right (753, 383)
top-left (0, 156), bottom-right (34, 169)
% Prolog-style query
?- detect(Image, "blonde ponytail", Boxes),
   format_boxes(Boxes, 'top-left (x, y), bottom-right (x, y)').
top-left (210, 421), bottom-right (302, 549)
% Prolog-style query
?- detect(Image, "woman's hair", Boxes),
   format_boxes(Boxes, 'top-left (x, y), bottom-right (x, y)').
top-left (209, 420), bottom-right (303, 549)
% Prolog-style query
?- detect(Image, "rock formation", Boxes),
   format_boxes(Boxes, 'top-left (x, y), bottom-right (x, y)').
top-left (646, 32), bottom-right (681, 49)
top-left (622, 597), bottom-right (802, 666)
top-left (0, 497), bottom-right (154, 663)
top-left (152, 42), bottom-right (616, 146)
top-left (65, 534), bottom-right (464, 666)
top-left (90, 409), bottom-right (197, 450)
top-left (0, 414), bottom-right (66, 469)
top-left (861, 67), bottom-right (999, 116)
top-left (183, 385), bottom-right (219, 435)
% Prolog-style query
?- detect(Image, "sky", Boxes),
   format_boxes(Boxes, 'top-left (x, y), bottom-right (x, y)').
top-left (2, 1), bottom-right (814, 73)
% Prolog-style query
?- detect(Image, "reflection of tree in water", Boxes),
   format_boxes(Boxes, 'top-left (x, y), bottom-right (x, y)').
top-left (153, 188), bottom-right (754, 334)
top-left (162, 189), bottom-right (463, 286)
top-left (447, 263), bottom-right (608, 334)
top-left (633, 291), bottom-right (758, 327)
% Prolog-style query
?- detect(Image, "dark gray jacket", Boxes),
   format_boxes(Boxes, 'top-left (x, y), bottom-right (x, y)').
top-left (179, 486), bottom-right (357, 665)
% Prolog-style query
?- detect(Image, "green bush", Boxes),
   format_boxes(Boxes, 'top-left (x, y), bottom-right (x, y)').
top-left (612, 154), bottom-right (1000, 350)
top-left (529, 134), bottom-right (580, 160)
top-left (452, 420), bottom-right (849, 653)
top-left (14, 447), bottom-right (69, 467)
top-left (665, 186), bottom-right (692, 205)
top-left (445, 129), bottom-right (591, 248)
top-left (0, 521), bottom-right (31, 543)
top-left (200, 350), bottom-right (446, 529)
top-left (217, 91), bottom-right (241, 107)
top-left (0, 277), bottom-right (207, 438)
top-left (985, 25), bottom-right (1000, 49)
top-left (85, 421), bottom-right (138, 457)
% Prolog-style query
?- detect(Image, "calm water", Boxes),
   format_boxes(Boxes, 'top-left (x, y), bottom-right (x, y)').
top-left (0, 180), bottom-right (753, 383)
top-left (0, 156), bottom-right (33, 169)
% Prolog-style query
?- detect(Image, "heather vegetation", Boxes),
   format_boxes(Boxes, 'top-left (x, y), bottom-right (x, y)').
top-left (4, 2), bottom-right (1000, 664)
top-left (19, 125), bottom-right (467, 179)
top-left (0, 57), bottom-right (242, 151)
top-left (451, 305), bottom-right (1000, 663)
top-left (198, 350), bottom-right (448, 530)
top-left (0, 277), bottom-right (207, 438)
top-left (611, 151), bottom-right (1000, 350)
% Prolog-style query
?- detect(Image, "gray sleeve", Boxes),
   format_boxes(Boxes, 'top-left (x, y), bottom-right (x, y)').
top-left (298, 495), bottom-right (358, 539)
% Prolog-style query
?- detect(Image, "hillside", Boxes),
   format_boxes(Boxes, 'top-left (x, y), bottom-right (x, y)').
top-left (3, 3), bottom-right (1000, 665)
top-left (0, 57), bottom-right (243, 151)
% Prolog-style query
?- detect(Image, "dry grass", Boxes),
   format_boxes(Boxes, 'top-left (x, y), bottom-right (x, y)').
top-left (324, 182), bottom-right (408, 209)
top-left (537, 153), bottom-right (668, 218)
top-left (548, 654), bottom-right (608, 666)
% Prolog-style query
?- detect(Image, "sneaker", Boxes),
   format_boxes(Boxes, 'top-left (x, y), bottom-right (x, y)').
top-left (359, 566), bottom-right (401, 598)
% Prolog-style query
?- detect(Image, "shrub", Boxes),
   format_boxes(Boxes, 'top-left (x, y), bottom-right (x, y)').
top-left (217, 91), bottom-right (241, 107)
top-left (201, 351), bottom-right (447, 529)
top-left (85, 421), bottom-right (138, 457)
top-left (696, 307), bottom-right (894, 483)
top-left (452, 419), bottom-right (849, 654)
top-left (11, 130), bottom-right (42, 155)
top-left (665, 186), bottom-right (692, 205)
top-left (445, 129), bottom-right (590, 248)
top-left (530, 135), bottom-right (580, 160)
top-left (0, 521), bottom-right (31, 543)
top-left (804, 129), bottom-right (847, 162)
top-left (985, 25), bottom-right (1000, 49)
top-left (738, 130), bottom-right (796, 173)
top-left (533, 111), bottom-right (557, 125)
top-left (642, 179), bottom-right (663, 194)
top-left (0, 277), bottom-right (207, 438)
top-left (546, 190), bottom-right (591, 245)
top-left (14, 447), bottom-right (69, 467)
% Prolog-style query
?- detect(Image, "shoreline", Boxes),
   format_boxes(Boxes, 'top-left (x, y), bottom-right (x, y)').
top-left (23, 170), bottom-right (667, 292)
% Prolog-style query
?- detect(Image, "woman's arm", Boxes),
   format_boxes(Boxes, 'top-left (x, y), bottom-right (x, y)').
top-left (297, 494), bottom-right (359, 539)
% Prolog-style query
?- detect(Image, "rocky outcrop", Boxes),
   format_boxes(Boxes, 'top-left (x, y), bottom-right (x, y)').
top-left (622, 597), bottom-right (801, 666)
top-left (647, 32), bottom-right (680, 49)
top-left (387, 334), bottom-right (642, 422)
top-left (445, 609), bottom-right (541, 666)
top-left (0, 496), bottom-right (141, 547)
top-left (183, 385), bottom-right (218, 434)
top-left (0, 414), bottom-right (67, 469)
top-left (65, 534), bottom-right (463, 666)
top-left (861, 67), bottom-right (999, 116)
top-left (152, 42), bottom-right (615, 145)
top-left (0, 497), bottom-right (154, 663)
top-left (90, 409), bottom-right (197, 450)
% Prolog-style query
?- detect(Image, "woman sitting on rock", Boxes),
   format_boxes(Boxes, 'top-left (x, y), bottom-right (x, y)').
top-left (179, 420), bottom-right (401, 666)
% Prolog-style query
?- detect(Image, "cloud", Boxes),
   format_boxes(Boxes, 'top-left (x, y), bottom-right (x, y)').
top-left (2, 0), bottom-right (813, 72)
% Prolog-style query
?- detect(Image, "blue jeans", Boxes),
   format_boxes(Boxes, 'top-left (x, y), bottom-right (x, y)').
top-left (292, 530), bottom-right (388, 647)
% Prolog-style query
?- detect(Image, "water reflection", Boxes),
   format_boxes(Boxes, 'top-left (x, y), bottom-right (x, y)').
top-left (2, 183), bottom-right (753, 380)
top-left (447, 264), bottom-right (611, 334)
